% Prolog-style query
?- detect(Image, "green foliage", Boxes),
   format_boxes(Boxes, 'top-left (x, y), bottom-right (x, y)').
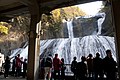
top-left (51, 6), bottom-right (86, 22)
top-left (0, 25), bottom-right (8, 34)
top-left (0, 22), bottom-right (10, 34)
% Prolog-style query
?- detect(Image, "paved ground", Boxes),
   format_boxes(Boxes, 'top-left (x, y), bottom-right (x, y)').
top-left (0, 75), bottom-right (26, 80)
top-left (0, 74), bottom-right (119, 80)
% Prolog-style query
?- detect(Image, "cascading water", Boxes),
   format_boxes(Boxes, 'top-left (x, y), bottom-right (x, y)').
top-left (67, 20), bottom-right (74, 38)
top-left (97, 13), bottom-right (106, 35)
top-left (40, 36), bottom-right (116, 63)
top-left (10, 12), bottom-right (116, 73)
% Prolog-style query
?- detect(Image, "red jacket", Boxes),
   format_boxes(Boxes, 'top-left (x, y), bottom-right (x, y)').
top-left (53, 57), bottom-right (61, 70)
top-left (16, 57), bottom-right (22, 68)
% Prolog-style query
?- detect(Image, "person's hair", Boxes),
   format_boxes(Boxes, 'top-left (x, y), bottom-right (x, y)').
top-left (96, 52), bottom-right (100, 57)
top-left (81, 56), bottom-right (86, 61)
top-left (73, 57), bottom-right (77, 60)
top-left (17, 54), bottom-right (20, 57)
top-left (48, 54), bottom-right (52, 56)
top-left (55, 53), bottom-right (58, 57)
top-left (88, 54), bottom-right (93, 57)
top-left (106, 49), bottom-right (111, 53)
top-left (61, 58), bottom-right (64, 62)
top-left (106, 49), bottom-right (112, 56)
top-left (24, 58), bottom-right (27, 61)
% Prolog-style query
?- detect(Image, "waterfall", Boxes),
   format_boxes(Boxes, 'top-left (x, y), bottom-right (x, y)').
top-left (97, 13), bottom-right (106, 35)
top-left (67, 20), bottom-right (74, 38)
top-left (10, 36), bottom-right (116, 63)
top-left (10, 13), bottom-right (116, 62)
top-left (10, 13), bottom-right (116, 73)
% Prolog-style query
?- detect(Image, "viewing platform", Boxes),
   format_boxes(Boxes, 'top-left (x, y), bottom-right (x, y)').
top-left (0, 75), bottom-right (26, 80)
top-left (0, 75), bottom-right (118, 80)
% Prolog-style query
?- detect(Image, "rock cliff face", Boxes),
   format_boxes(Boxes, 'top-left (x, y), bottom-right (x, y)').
top-left (0, 31), bottom-right (28, 56)
top-left (73, 17), bottom-right (98, 37)
top-left (60, 17), bottom-right (97, 38)
top-left (61, 11), bottom-right (114, 38)
top-left (101, 4), bottom-right (114, 36)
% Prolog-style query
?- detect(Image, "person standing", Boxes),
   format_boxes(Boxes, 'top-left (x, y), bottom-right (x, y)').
top-left (53, 53), bottom-right (61, 80)
top-left (15, 54), bottom-right (22, 77)
top-left (12, 56), bottom-right (17, 76)
top-left (76, 56), bottom-right (87, 80)
top-left (20, 57), bottom-right (23, 76)
top-left (87, 54), bottom-right (93, 78)
top-left (71, 57), bottom-right (77, 80)
top-left (4, 56), bottom-right (10, 78)
top-left (103, 50), bottom-right (117, 80)
top-left (61, 58), bottom-right (66, 80)
top-left (44, 54), bottom-right (53, 80)
top-left (93, 53), bottom-right (103, 80)
top-left (40, 58), bottom-right (45, 79)
top-left (22, 58), bottom-right (27, 78)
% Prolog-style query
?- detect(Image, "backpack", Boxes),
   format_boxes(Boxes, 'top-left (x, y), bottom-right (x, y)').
top-left (45, 57), bottom-right (52, 67)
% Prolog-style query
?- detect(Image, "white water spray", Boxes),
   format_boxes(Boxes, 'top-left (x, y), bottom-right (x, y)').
top-left (67, 20), bottom-right (74, 38)
top-left (97, 13), bottom-right (106, 35)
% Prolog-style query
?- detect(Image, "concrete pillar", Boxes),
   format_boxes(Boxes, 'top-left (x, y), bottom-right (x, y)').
top-left (111, 0), bottom-right (120, 79)
top-left (27, 0), bottom-right (41, 80)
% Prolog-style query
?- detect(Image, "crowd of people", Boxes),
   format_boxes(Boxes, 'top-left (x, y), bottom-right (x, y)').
top-left (2, 49), bottom-right (118, 80)
top-left (40, 49), bottom-right (117, 80)
top-left (71, 49), bottom-right (117, 80)
top-left (3, 54), bottom-right (27, 78)
top-left (40, 53), bottom-right (66, 80)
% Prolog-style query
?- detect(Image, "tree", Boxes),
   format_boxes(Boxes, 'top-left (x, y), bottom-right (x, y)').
top-left (0, 22), bottom-right (11, 35)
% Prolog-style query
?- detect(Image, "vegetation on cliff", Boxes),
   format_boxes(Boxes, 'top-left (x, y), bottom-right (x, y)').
top-left (41, 6), bottom-right (86, 39)
top-left (0, 22), bottom-right (11, 35)
top-left (0, 14), bottom-right (30, 55)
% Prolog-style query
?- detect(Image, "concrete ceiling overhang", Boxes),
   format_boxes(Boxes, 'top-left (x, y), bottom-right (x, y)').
top-left (0, 0), bottom-right (103, 21)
